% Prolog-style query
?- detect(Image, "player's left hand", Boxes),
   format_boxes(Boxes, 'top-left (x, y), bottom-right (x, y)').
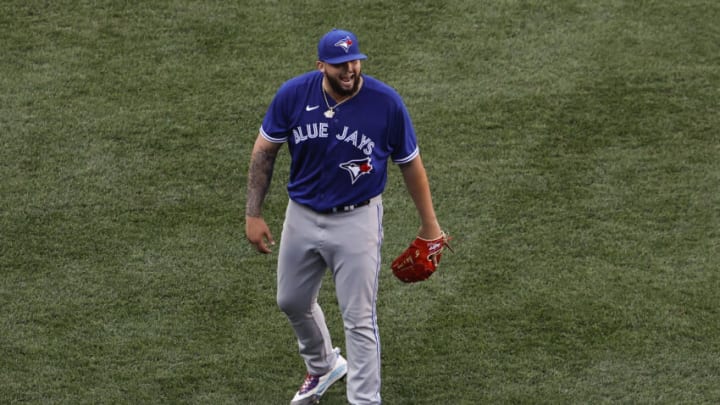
top-left (417, 222), bottom-right (443, 241)
top-left (391, 231), bottom-right (453, 283)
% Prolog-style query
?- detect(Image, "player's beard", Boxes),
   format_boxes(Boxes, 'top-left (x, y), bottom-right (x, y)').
top-left (326, 71), bottom-right (362, 97)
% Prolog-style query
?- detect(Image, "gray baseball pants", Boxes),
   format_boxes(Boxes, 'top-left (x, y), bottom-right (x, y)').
top-left (276, 196), bottom-right (383, 405)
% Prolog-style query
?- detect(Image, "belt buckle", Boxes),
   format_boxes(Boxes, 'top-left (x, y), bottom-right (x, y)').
top-left (327, 200), bottom-right (370, 214)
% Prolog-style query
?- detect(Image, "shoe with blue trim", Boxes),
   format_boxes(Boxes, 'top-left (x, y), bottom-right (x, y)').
top-left (290, 348), bottom-right (347, 405)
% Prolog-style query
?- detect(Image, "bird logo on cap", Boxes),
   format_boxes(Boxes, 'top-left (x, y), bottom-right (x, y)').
top-left (334, 36), bottom-right (353, 53)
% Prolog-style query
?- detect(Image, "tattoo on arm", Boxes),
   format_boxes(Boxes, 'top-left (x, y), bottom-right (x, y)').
top-left (245, 148), bottom-right (277, 217)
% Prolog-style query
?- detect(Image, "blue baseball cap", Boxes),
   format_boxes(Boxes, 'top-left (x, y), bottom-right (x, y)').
top-left (317, 28), bottom-right (368, 64)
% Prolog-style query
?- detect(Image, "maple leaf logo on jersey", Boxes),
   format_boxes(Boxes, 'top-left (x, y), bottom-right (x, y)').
top-left (334, 36), bottom-right (353, 53)
top-left (339, 158), bottom-right (373, 184)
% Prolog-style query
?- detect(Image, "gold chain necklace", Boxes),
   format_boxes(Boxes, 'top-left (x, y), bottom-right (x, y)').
top-left (322, 85), bottom-right (358, 119)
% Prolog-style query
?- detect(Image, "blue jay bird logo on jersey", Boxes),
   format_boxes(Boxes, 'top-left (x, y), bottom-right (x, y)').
top-left (334, 36), bottom-right (353, 53)
top-left (340, 157), bottom-right (373, 184)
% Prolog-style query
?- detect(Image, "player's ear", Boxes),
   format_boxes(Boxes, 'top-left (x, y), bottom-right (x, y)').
top-left (316, 61), bottom-right (325, 72)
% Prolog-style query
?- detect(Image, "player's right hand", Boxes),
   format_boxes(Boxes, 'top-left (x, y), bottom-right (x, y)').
top-left (245, 216), bottom-right (275, 254)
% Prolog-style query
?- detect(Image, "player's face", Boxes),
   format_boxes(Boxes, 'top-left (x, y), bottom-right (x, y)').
top-left (321, 60), bottom-right (362, 97)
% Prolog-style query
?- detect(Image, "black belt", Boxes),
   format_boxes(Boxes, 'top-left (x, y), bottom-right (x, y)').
top-left (319, 200), bottom-right (371, 214)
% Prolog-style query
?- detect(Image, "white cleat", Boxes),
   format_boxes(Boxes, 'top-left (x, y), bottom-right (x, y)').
top-left (290, 348), bottom-right (347, 405)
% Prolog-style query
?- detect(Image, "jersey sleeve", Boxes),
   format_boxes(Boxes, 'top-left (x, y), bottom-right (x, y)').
top-left (259, 80), bottom-right (296, 143)
top-left (388, 94), bottom-right (419, 164)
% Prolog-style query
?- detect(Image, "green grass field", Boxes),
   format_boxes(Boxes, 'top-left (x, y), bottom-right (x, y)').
top-left (2, 1), bottom-right (719, 403)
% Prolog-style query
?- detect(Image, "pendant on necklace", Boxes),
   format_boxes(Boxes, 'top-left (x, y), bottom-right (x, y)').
top-left (324, 109), bottom-right (335, 119)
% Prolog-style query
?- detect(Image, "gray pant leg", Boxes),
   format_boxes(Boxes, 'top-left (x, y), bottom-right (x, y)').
top-left (276, 201), bottom-right (336, 375)
top-left (323, 200), bottom-right (384, 405)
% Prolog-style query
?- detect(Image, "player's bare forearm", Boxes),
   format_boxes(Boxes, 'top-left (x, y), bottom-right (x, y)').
top-left (399, 155), bottom-right (442, 239)
top-left (245, 135), bottom-right (281, 218)
top-left (245, 135), bottom-right (281, 254)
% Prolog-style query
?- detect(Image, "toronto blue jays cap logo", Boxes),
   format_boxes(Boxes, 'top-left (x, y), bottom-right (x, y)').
top-left (334, 36), bottom-right (353, 53)
top-left (339, 157), bottom-right (373, 184)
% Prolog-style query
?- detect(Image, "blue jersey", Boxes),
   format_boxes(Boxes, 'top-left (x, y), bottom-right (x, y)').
top-left (260, 71), bottom-right (419, 212)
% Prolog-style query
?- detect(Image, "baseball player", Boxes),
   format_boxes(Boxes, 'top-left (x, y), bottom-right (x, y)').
top-left (245, 28), bottom-right (444, 405)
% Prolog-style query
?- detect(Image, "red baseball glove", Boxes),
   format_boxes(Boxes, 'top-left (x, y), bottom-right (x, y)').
top-left (391, 231), bottom-right (453, 283)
